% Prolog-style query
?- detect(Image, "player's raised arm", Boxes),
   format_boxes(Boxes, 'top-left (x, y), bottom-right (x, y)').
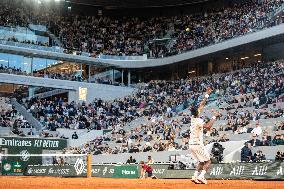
top-left (197, 87), bottom-right (213, 114)
top-left (203, 111), bottom-right (220, 130)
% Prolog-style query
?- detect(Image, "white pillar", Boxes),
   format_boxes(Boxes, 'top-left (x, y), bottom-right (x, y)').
top-left (121, 70), bottom-right (124, 85)
top-left (111, 69), bottom-right (114, 84)
top-left (128, 70), bottom-right (131, 87)
top-left (88, 64), bottom-right (91, 82)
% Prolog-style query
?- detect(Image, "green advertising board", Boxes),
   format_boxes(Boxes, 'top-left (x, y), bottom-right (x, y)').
top-left (2, 161), bottom-right (23, 175)
top-left (0, 136), bottom-right (67, 173)
top-left (23, 162), bottom-right (284, 180)
top-left (113, 165), bottom-right (139, 178)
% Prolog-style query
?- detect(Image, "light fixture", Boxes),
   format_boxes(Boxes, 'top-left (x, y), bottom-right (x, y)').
top-left (188, 70), bottom-right (196, 74)
top-left (254, 54), bottom-right (261, 57)
top-left (225, 57), bottom-right (229, 60)
top-left (241, 57), bottom-right (249, 60)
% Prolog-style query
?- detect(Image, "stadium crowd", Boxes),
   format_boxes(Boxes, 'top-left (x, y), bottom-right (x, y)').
top-left (0, 0), bottom-right (284, 58)
top-left (0, 97), bottom-right (32, 136)
top-left (15, 59), bottom-right (282, 156)
top-left (48, 0), bottom-right (284, 57)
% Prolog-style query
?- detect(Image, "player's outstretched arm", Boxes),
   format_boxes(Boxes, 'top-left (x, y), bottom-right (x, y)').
top-left (204, 111), bottom-right (220, 130)
top-left (198, 87), bottom-right (213, 114)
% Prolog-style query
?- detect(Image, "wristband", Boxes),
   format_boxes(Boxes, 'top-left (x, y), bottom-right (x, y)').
top-left (205, 94), bottom-right (210, 98)
top-left (212, 116), bottom-right (216, 120)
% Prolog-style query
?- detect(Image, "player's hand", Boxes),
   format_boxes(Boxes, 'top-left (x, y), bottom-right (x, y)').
top-left (206, 87), bottom-right (213, 94)
top-left (213, 111), bottom-right (221, 118)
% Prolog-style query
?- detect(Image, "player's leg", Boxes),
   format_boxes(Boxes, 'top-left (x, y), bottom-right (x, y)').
top-left (196, 146), bottom-right (211, 184)
top-left (188, 145), bottom-right (202, 183)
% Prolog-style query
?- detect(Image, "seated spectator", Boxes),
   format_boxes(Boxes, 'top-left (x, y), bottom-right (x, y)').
top-left (143, 142), bottom-right (152, 152)
top-left (260, 135), bottom-right (271, 146)
top-left (272, 135), bottom-right (284, 145)
top-left (252, 150), bottom-right (266, 162)
top-left (72, 132), bottom-right (78, 139)
top-left (241, 143), bottom-right (252, 162)
top-left (27, 129), bottom-right (34, 136)
top-left (249, 134), bottom-right (261, 147)
top-left (147, 156), bottom-right (154, 164)
top-left (251, 123), bottom-right (262, 136)
top-left (275, 151), bottom-right (284, 162)
top-left (210, 128), bottom-right (219, 137)
top-left (126, 156), bottom-right (136, 164)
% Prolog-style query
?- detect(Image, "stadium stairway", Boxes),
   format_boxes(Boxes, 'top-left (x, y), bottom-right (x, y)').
top-left (10, 98), bottom-right (42, 131)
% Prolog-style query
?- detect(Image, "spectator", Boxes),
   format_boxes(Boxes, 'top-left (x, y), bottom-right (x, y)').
top-left (275, 151), bottom-right (284, 161)
top-left (252, 150), bottom-right (266, 162)
top-left (72, 132), bottom-right (78, 139)
top-left (126, 156), bottom-right (136, 164)
top-left (241, 143), bottom-right (252, 162)
top-left (251, 123), bottom-right (263, 136)
top-left (27, 129), bottom-right (34, 136)
top-left (249, 134), bottom-right (262, 147)
top-left (147, 155), bottom-right (154, 165)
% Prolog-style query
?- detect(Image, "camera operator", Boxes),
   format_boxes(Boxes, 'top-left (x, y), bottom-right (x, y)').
top-left (211, 142), bottom-right (225, 163)
top-left (275, 151), bottom-right (284, 162)
top-left (252, 150), bottom-right (266, 162)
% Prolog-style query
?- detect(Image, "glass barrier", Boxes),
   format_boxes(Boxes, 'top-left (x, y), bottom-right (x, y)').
top-left (29, 24), bottom-right (47, 32)
top-left (98, 54), bottom-right (147, 61)
top-left (0, 26), bottom-right (34, 34)
top-left (0, 40), bottom-right (64, 53)
top-left (0, 27), bottom-right (49, 44)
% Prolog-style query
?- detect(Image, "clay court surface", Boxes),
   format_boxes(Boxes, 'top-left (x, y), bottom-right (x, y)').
top-left (1, 176), bottom-right (284, 189)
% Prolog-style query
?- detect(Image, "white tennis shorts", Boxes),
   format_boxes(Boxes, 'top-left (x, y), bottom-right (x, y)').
top-left (188, 144), bottom-right (210, 162)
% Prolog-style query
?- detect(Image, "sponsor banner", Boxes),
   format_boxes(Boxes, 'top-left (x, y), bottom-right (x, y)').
top-left (0, 137), bottom-right (67, 172)
top-left (0, 137), bottom-right (67, 150)
top-left (23, 162), bottom-right (284, 180)
top-left (1, 161), bottom-right (23, 175)
top-left (25, 165), bottom-right (115, 177)
top-left (113, 165), bottom-right (138, 178)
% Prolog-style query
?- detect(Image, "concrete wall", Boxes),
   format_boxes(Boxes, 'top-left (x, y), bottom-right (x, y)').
top-left (0, 73), bottom-right (135, 103)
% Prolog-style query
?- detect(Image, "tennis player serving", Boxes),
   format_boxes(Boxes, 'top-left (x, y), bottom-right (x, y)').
top-left (188, 87), bottom-right (219, 184)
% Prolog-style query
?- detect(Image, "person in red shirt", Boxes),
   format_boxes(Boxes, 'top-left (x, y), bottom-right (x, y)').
top-left (139, 161), bottom-right (157, 179)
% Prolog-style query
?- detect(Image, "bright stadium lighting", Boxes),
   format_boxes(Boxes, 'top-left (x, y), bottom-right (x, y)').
top-left (254, 53), bottom-right (262, 57)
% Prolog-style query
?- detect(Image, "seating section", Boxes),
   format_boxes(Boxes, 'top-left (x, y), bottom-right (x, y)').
top-left (0, 0), bottom-right (284, 58)
top-left (0, 0), bottom-right (284, 163)
top-left (11, 60), bottom-right (282, 163)
top-left (0, 97), bottom-right (33, 136)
